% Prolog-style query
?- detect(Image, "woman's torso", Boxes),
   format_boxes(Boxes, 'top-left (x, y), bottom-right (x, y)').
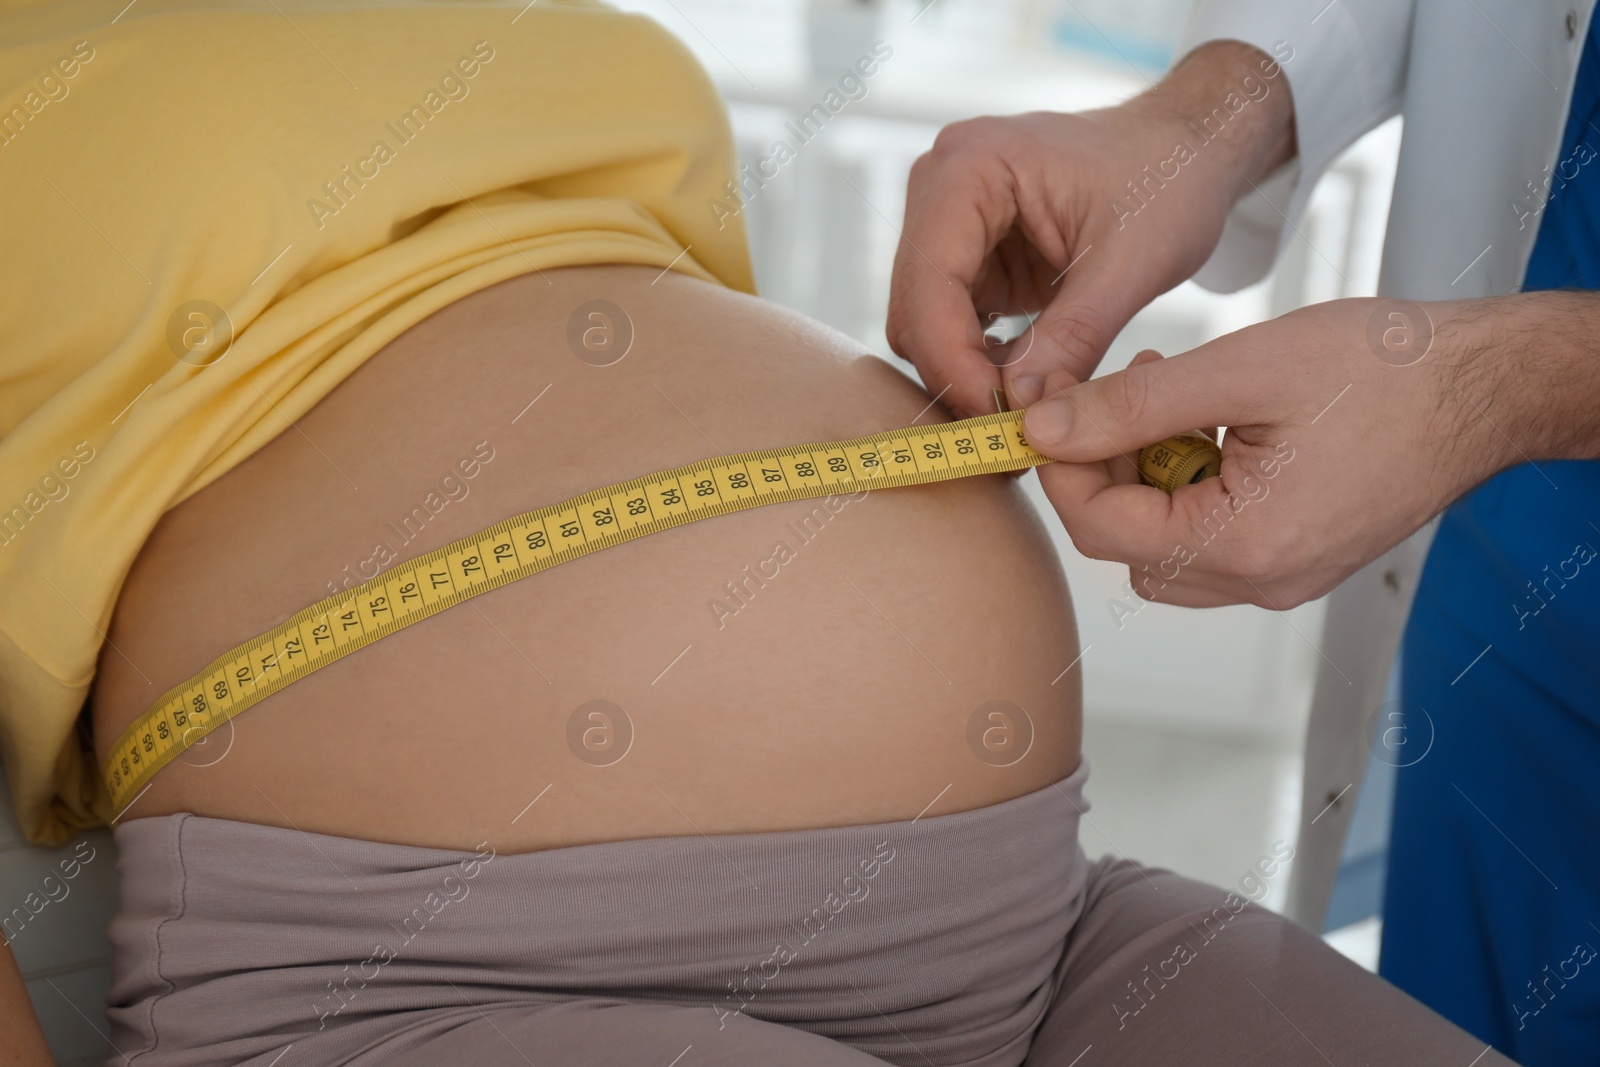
top-left (92, 265), bottom-right (1082, 852)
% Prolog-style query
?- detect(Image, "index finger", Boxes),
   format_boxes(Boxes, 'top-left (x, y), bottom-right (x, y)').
top-left (886, 148), bottom-right (1019, 419)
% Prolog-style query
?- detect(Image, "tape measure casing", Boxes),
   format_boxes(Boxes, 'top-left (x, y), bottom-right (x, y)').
top-left (1137, 431), bottom-right (1221, 493)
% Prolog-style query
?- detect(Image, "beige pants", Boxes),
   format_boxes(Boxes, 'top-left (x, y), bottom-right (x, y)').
top-left (103, 759), bottom-right (1512, 1066)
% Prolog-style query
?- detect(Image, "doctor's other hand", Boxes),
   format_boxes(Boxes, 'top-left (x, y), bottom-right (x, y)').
top-left (885, 39), bottom-right (1295, 420)
top-left (1021, 297), bottom-right (1536, 610)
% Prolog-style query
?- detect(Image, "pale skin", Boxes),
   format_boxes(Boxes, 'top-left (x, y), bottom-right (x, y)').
top-left (887, 39), bottom-right (1600, 609)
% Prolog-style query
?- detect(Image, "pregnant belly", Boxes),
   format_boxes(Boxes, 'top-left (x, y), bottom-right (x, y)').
top-left (91, 266), bottom-right (1082, 853)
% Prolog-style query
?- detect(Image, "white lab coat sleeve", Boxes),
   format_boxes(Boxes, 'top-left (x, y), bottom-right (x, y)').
top-left (1173, 0), bottom-right (1418, 291)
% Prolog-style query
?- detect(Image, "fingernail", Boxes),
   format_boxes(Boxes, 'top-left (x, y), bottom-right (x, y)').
top-left (1025, 398), bottom-right (1072, 445)
top-left (1009, 375), bottom-right (1044, 407)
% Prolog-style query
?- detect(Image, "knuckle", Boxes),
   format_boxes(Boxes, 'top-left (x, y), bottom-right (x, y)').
top-left (883, 307), bottom-right (911, 355)
top-left (925, 118), bottom-right (1026, 182)
top-left (1130, 568), bottom-right (1160, 601)
top-left (929, 116), bottom-right (992, 157)
top-left (1277, 584), bottom-right (1317, 610)
top-left (1036, 305), bottom-right (1110, 374)
top-left (884, 329), bottom-right (907, 362)
top-left (1101, 361), bottom-right (1152, 427)
top-left (884, 277), bottom-right (932, 355)
top-left (1273, 558), bottom-right (1334, 607)
top-left (1066, 526), bottom-right (1113, 563)
top-left (1250, 579), bottom-right (1304, 611)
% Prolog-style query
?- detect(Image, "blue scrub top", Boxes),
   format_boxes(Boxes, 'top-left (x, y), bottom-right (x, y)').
top-left (1424, 18), bottom-right (1600, 718)
top-left (1381, 16), bottom-right (1600, 1065)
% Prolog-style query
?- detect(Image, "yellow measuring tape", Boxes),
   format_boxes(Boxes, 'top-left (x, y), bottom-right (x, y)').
top-left (102, 410), bottom-right (1219, 810)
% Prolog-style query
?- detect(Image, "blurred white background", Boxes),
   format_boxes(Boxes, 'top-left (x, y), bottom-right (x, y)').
top-left (619, 0), bottom-right (1402, 958)
top-left (5, 1), bottom-right (1404, 1061)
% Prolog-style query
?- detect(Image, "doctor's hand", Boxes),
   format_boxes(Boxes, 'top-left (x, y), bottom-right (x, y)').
top-left (885, 40), bottom-right (1296, 420)
top-left (1020, 297), bottom-right (1554, 609)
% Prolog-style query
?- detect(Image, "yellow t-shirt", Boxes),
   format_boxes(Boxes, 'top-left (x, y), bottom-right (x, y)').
top-left (0, 0), bottom-right (755, 845)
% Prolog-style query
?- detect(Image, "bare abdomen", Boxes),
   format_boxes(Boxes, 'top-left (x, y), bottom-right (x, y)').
top-left (93, 266), bottom-right (1082, 852)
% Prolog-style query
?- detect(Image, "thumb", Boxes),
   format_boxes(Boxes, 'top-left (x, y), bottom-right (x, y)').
top-left (1022, 347), bottom-right (1256, 463)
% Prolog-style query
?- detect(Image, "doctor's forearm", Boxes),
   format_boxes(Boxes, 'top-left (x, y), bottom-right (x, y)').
top-left (1141, 39), bottom-right (1298, 207)
top-left (1442, 292), bottom-right (1600, 479)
